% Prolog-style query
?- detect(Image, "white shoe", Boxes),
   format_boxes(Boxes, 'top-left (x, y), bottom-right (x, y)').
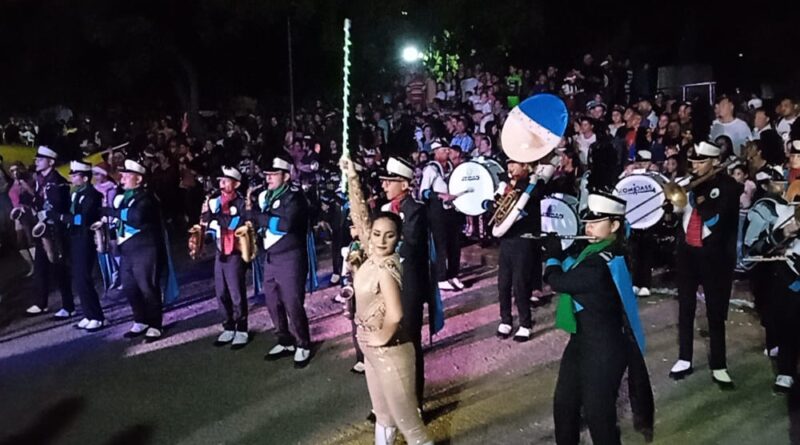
top-left (76, 318), bottom-right (90, 329)
top-left (768, 347), bottom-right (779, 358)
top-left (438, 280), bottom-right (455, 291)
top-left (374, 423), bottom-right (398, 445)
top-left (633, 286), bottom-right (640, 295)
top-left (85, 320), bottom-right (105, 332)
top-left (669, 360), bottom-right (693, 379)
top-left (351, 361), bottom-right (366, 374)
top-left (25, 305), bottom-right (48, 316)
top-left (265, 344), bottom-right (295, 360)
top-left (530, 290), bottom-right (543, 303)
top-left (231, 331), bottom-right (249, 349)
top-left (450, 277), bottom-right (465, 290)
top-left (513, 327), bottom-right (532, 342)
top-left (123, 322), bottom-right (149, 338)
top-left (330, 274), bottom-right (341, 285)
top-left (775, 375), bottom-right (794, 393)
top-left (294, 347), bottom-right (311, 368)
top-left (496, 323), bottom-right (512, 338)
top-left (144, 328), bottom-right (162, 341)
top-left (53, 308), bottom-right (76, 319)
top-left (712, 369), bottom-right (734, 388)
top-left (637, 287), bottom-right (651, 297)
top-left (215, 330), bottom-right (235, 346)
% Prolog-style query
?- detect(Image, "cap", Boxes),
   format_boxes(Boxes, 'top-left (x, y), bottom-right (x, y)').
top-left (69, 160), bottom-right (92, 175)
top-left (688, 141), bottom-right (721, 161)
top-left (635, 150), bottom-right (652, 162)
top-left (35, 146), bottom-right (58, 160)
top-left (218, 166), bottom-right (243, 182)
top-left (119, 159), bottom-right (147, 176)
top-left (265, 157), bottom-right (292, 173)
top-left (379, 157), bottom-right (415, 181)
top-left (583, 192), bottom-right (626, 221)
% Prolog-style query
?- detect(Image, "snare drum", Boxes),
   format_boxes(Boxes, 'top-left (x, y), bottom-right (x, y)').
top-left (613, 173), bottom-right (668, 230)
top-left (449, 158), bottom-right (505, 216)
top-left (541, 197), bottom-right (580, 249)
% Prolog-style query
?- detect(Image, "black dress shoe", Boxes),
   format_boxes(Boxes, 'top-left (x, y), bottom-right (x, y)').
top-left (774, 384), bottom-right (791, 395)
top-left (366, 411), bottom-right (376, 423)
top-left (123, 330), bottom-right (147, 339)
top-left (668, 368), bottom-right (693, 380)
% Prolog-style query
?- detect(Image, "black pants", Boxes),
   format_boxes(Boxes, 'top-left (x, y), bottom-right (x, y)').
top-left (777, 286), bottom-right (800, 377)
top-left (677, 246), bottom-right (733, 369)
top-left (749, 264), bottom-right (779, 350)
top-left (215, 252), bottom-right (248, 331)
top-left (70, 235), bottom-right (103, 321)
top-left (498, 238), bottom-right (534, 328)
top-left (402, 265), bottom-right (428, 405)
top-left (630, 229), bottom-right (655, 288)
top-left (33, 235), bottom-right (74, 311)
top-left (429, 202), bottom-right (461, 281)
top-left (263, 249), bottom-right (311, 348)
top-left (554, 337), bottom-right (627, 445)
top-left (330, 206), bottom-right (349, 279)
top-left (119, 241), bottom-right (163, 329)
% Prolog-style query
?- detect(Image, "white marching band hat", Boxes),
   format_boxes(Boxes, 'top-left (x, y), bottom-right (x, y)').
top-left (265, 157), bottom-right (292, 173)
top-left (635, 150), bottom-right (652, 162)
top-left (35, 146), bottom-right (58, 160)
top-left (689, 141), bottom-right (721, 160)
top-left (119, 159), bottom-right (147, 176)
top-left (69, 160), bottom-right (92, 174)
top-left (218, 166), bottom-right (242, 182)
top-left (790, 140), bottom-right (800, 154)
top-left (584, 192), bottom-right (627, 221)
top-left (430, 140), bottom-right (447, 151)
top-left (380, 157), bottom-right (415, 181)
top-left (501, 93), bottom-right (568, 163)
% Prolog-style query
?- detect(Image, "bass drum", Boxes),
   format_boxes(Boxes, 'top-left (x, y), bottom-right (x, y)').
top-left (449, 158), bottom-right (505, 216)
top-left (613, 173), bottom-right (668, 230)
top-left (541, 197), bottom-right (580, 249)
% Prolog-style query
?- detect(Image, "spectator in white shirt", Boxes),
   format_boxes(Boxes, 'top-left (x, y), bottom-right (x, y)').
top-left (461, 69), bottom-right (479, 103)
top-left (709, 95), bottom-right (751, 156)
top-left (575, 117), bottom-right (597, 167)
top-left (776, 97), bottom-right (798, 139)
top-left (751, 108), bottom-right (774, 140)
top-left (638, 98), bottom-right (658, 129)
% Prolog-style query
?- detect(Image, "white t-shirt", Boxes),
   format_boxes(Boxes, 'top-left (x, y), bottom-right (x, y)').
top-left (710, 118), bottom-right (752, 156)
top-left (777, 116), bottom-right (797, 139)
top-left (461, 77), bottom-right (479, 101)
top-left (576, 133), bottom-right (596, 166)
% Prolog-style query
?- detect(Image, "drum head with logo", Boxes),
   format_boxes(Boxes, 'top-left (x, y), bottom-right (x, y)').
top-left (541, 197), bottom-right (579, 249)
top-left (613, 174), bottom-right (666, 229)
top-left (450, 160), bottom-right (503, 216)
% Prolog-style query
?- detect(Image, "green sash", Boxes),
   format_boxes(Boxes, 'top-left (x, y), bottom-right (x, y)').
top-left (554, 238), bottom-right (613, 334)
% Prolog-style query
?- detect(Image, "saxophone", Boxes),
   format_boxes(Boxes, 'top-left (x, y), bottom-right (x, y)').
top-left (91, 221), bottom-right (109, 253)
top-left (32, 210), bottom-right (61, 263)
top-left (236, 184), bottom-right (262, 263)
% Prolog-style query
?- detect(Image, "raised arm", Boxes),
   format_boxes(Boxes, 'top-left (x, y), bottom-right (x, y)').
top-left (343, 158), bottom-right (372, 254)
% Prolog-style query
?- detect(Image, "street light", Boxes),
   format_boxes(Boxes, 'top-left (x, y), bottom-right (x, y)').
top-left (402, 46), bottom-right (423, 63)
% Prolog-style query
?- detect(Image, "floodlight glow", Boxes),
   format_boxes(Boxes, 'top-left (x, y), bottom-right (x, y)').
top-left (402, 46), bottom-right (423, 63)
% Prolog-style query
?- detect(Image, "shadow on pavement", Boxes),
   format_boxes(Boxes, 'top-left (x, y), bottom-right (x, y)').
top-left (0, 396), bottom-right (84, 445)
top-left (101, 424), bottom-right (154, 445)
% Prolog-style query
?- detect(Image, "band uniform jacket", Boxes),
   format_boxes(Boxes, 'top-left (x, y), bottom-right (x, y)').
top-left (201, 192), bottom-right (247, 254)
top-left (677, 173), bottom-right (741, 262)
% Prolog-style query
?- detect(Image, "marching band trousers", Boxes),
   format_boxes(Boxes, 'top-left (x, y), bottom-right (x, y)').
top-left (750, 264), bottom-right (779, 351)
top-left (263, 248), bottom-right (311, 349)
top-left (215, 252), bottom-right (248, 332)
top-left (498, 238), bottom-right (534, 329)
top-left (70, 235), bottom-right (103, 321)
top-left (677, 245), bottom-right (733, 370)
top-left (33, 236), bottom-right (74, 311)
top-left (554, 336), bottom-right (627, 445)
top-left (630, 229), bottom-right (655, 289)
top-left (429, 201), bottom-right (461, 281)
top-left (776, 289), bottom-right (800, 377)
top-left (361, 340), bottom-right (432, 444)
top-left (119, 241), bottom-right (163, 329)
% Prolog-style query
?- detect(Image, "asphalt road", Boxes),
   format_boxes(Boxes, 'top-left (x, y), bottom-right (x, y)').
top-left (0, 242), bottom-right (795, 445)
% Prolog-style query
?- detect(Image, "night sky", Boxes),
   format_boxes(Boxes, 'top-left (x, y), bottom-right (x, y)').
top-left (0, 0), bottom-right (795, 114)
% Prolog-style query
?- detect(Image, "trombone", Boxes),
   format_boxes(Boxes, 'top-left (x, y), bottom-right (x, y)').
top-left (628, 155), bottom-right (743, 227)
top-left (521, 233), bottom-right (597, 241)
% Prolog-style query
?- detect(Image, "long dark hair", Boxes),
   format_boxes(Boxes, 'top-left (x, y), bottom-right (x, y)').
top-left (373, 211), bottom-right (404, 238)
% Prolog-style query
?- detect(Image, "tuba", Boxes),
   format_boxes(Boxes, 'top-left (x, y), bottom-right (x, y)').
top-left (235, 221), bottom-right (258, 263)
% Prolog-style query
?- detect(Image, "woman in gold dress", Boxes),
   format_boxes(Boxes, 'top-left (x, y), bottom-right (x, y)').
top-left (344, 159), bottom-right (433, 445)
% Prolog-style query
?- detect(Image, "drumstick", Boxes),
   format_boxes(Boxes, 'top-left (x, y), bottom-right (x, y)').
top-left (443, 188), bottom-right (475, 201)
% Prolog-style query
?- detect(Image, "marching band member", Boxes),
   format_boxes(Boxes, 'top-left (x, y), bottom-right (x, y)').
top-left (25, 146), bottom-right (74, 318)
top-left (491, 158), bottom-right (548, 342)
top-left (92, 162), bottom-right (120, 290)
top-left (543, 192), bottom-right (654, 445)
top-left (420, 141), bottom-right (464, 291)
top-left (200, 166), bottom-right (250, 350)
top-left (109, 159), bottom-right (167, 341)
top-left (379, 156), bottom-right (433, 405)
top-left (64, 161), bottom-right (104, 331)
top-left (668, 141), bottom-right (741, 388)
top-left (746, 197), bottom-right (800, 393)
top-left (620, 149), bottom-right (659, 297)
top-left (257, 157), bottom-right (313, 368)
top-left (8, 161), bottom-right (36, 276)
